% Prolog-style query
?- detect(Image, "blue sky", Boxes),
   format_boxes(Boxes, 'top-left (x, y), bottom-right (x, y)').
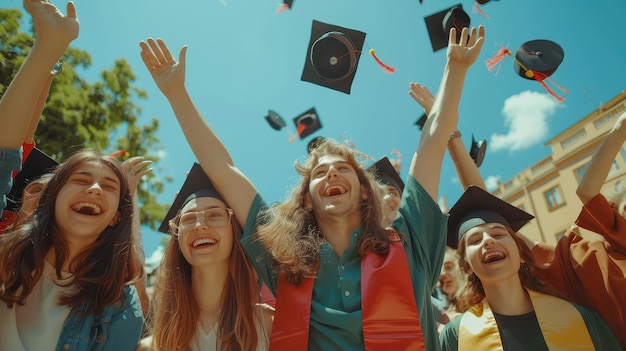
top-left (3, 0), bottom-right (626, 268)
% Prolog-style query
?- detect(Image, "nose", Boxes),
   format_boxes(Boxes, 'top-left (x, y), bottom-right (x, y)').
top-left (482, 233), bottom-right (496, 247)
top-left (326, 165), bottom-right (339, 179)
top-left (86, 182), bottom-right (103, 195)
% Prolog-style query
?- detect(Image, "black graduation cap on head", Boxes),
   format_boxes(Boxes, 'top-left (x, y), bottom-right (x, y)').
top-left (415, 113), bottom-right (427, 130)
top-left (469, 135), bottom-right (487, 167)
top-left (158, 163), bottom-right (224, 234)
top-left (6, 148), bottom-right (59, 212)
top-left (446, 186), bottom-right (534, 249)
top-left (367, 156), bottom-right (404, 192)
top-left (424, 4), bottom-right (470, 52)
top-left (307, 136), bottom-right (326, 154)
top-left (293, 107), bottom-right (322, 140)
top-left (301, 20), bottom-right (366, 94)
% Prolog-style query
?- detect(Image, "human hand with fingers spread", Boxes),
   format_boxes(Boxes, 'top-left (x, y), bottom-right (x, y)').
top-left (409, 83), bottom-right (435, 117)
top-left (446, 26), bottom-right (485, 70)
top-left (139, 38), bottom-right (187, 96)
top-left (24, 0), bottom-right (79, 51)
top-left (121, 156), bottom-right (153, 196)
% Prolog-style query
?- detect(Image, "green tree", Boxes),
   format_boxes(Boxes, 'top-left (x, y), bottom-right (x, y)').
top-left (0, 7), bottom-right (170, 229)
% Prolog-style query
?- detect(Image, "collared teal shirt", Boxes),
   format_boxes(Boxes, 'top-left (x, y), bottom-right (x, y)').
top-left (242, 176), bottom-right (447, 351)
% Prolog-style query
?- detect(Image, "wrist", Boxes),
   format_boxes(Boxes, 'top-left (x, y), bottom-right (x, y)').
top-left (449, 130), bottom-right (462, 141)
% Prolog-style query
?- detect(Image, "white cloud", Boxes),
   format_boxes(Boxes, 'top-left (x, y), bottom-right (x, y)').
top-left (156, 149), bottom-right (168, 160)
top-left (490, 91), bottom-right (561, 152)
top-left (145, 246), bottom-right (165, 271)
top-left (485, 175), bottom-right (501, 192)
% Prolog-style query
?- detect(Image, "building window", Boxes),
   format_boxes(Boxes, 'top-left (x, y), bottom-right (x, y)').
top-left (544, 186), bottom-right (565, 210)
top-left (555, 230), bottom-right (566, 241)
top-left (616, 180), bottom-right (624, 193)
top-left (608, 159), bottom-right (621, 176)
top-left (574, 162), bottom-right (590, 182)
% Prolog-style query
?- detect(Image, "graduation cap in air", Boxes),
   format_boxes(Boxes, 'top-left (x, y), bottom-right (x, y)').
top-left (158, 163), bottom-right (224, 234)
top-left (276, 0), bottom-right (293, 13)
top-left (307, 136), bottom-right (326, 154)
top-left (301, 20), bottom-right (395, 95)
top-left (6, 148), bottom-right (59, 212)
top-left (469, 135), bottom-right (487, 167)
top-left (446, 185), bottom-right (534, 248)
top-left (415, 113), bottom-right (427, 130)
top-left (265, 109), bottom-right (299, 142)
top-left (367, 156), bottom-right (404, 192)
top-left (424, 4), bottom-right (470, 52)
top-left (485, 39), bottom-right (567, 102)
top-left (293, 107), bottom-right (322, 140)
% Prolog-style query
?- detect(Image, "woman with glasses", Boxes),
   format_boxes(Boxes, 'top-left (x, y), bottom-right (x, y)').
top-left (137, 163), bottom-right (273, 351)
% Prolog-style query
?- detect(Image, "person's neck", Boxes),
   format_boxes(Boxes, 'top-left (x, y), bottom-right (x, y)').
top-left (317, 212), bottom-right (362, 257)
top-left (192, 262), bottom-right (228, 316)
top-left (45, 239), bottom-right (91, 273)
top-left (482, 275), bottom-right (533, 315)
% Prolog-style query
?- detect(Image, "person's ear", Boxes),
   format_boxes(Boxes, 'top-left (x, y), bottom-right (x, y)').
top-left (303, 194), bottom-right (313, 211)
top-left (109, 211), bottom-right (121, 226)
top-left (361, 185), bottom-right (369, 200)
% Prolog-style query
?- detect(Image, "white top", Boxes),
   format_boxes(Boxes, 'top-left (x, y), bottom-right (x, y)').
top-left (189, 304), bottom-right (271, 351)
top-left (0, 261), bottom-right (73, 351)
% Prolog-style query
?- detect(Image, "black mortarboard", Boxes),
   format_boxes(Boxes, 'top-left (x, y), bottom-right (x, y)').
top-left (6, 148), bottom-right (59, 212)
top-left (514, 40), bottom-right (564, 80)
top-left (415, 113), bottom-right (427, 130)
top-left (469, 135), bottom-right (487, 167)
top-left (293, 107), bottom-right (322, 140)
top-left (301, 20), bottom-right (366, 94)
top-left (367, 157), bottom-right (404, 192)
top-left (158, 163), bottom-right (224, 234)
top-left (446, 186), bottom-right (534, 248)
top-left (307, 136), bottom-right (325, 154)
top-left (424, 4), bottom-right (470, 52)
top-left (265, 110), bottom-right (286, 131)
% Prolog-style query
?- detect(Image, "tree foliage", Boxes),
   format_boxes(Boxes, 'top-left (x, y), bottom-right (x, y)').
top-left (0, 8), bottom-right (170, 229)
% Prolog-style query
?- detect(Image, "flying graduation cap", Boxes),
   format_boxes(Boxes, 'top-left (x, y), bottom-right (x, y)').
top-left (424, 4), bottom-right (470, 52)
top-left (415, 113), bottom-right (427, 130)
top-left (293, 107), bottom-right (322, 140)
top-left (485, 39), bottom-right (568, 102)
top-left (275, 0), bottom-right (293, 14)
top-left (469, 135), bottom-right (487, 167)
top-left (265, 109), bottom-right (299, 142)
top-left (301, 20), bottom-right (395, 94)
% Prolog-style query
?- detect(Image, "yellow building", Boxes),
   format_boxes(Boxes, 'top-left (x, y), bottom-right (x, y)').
top-left (491, 90), bottom-right (626, 244)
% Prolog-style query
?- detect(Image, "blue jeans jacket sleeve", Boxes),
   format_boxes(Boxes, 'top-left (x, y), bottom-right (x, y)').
top-left (56, 285), bottom-right (144, 351)
top-left (0, 148), bottom-right (22, 214)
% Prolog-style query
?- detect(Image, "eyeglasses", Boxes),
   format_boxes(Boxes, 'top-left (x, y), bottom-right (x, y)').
top-left (170, 207), bottom-right (234, 235)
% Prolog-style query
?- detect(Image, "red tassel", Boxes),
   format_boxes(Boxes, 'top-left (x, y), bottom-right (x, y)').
top-left (531, 71), bottom-right (567, 103)
top-left (485, 45), bottom-right (511, 75)
top-left (369, 49), bottom-right (396, 74)
top-left (472, 2), bottom-right (489, 19)
top-left (275, 3), bottom-right (289, 14)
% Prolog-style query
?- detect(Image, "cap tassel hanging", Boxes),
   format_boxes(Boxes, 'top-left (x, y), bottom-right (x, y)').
top-left (275, 3), bottom-right (289, 13)
top-left (525, 70), bottom-right (568, 103)
top-left (472, 1), bottom-right (490, 19)
top-left (369, 49), bottom-right (396, 74)
top-left (485, 45), bottom-right (511, 75)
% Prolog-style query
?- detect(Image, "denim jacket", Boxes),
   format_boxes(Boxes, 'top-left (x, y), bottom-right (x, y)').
top-left (54, 285), bottom-right (144, 351)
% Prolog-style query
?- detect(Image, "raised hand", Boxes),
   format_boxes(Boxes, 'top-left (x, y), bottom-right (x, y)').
top-left (446, 26), bottom-right (485, 69)
top-left (409, 83), bottom-right (435, 116)
top-left (24, 0), bottom-right (79, 49)
top-left (121, 156), bottom-right (153, 196)
top-left (139, 38), bottom-right (187, 96)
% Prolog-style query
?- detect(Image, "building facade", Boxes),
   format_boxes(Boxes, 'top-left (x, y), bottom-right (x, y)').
top-left (491, 90), bottom-right (626, 244)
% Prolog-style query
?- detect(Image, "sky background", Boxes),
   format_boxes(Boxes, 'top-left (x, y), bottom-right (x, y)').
top-left (3, 0), bottom-right (626, 269)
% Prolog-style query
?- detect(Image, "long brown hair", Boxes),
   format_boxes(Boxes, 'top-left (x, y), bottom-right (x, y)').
top-left (455, 226), bottom-right (560, 312)
top-left (150, 208), bottom-right (261, 351)
top-left (0, 149), bottom-right (142, 315)
top-left (256, 139), bottom-right (396, 285)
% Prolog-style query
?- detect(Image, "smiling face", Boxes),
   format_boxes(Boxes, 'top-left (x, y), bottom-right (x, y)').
top-left (305, 155), bottom-right (366, 221)
top-left (54, 161), bottom-right (122, 244)
top-left (176, 196), bottom-right (234, 268)
top-left (439, 251), bottom-right (465, 298)
top-left (381, 184), bottom-right (401, 226)
top-left (463, 223), bottom-right (522, 284)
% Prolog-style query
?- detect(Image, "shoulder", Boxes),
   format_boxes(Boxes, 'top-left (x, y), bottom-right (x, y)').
top-left (256, 303), bottom-right (275, 335)
top-left (439, 315), bottom-right (462, 351)
top-left (136, 335), bottom-right (153, 351)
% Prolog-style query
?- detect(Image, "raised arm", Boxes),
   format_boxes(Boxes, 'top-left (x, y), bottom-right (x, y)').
top-left (0, 0), bottom-right (78, 149)
top-left (139, 38), bottom-right (257, 227)
top-left (409, 83), bottom-right (486, 191)
top-left (576, 111), bottom-right (626, 204)
top-left (409, 26), bottom-right (485, 201)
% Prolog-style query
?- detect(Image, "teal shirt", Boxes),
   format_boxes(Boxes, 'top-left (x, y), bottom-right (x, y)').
top-left (242, 176), bottom-right (447, 351)
top-left (439, 300), bottom-right (621, 351)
